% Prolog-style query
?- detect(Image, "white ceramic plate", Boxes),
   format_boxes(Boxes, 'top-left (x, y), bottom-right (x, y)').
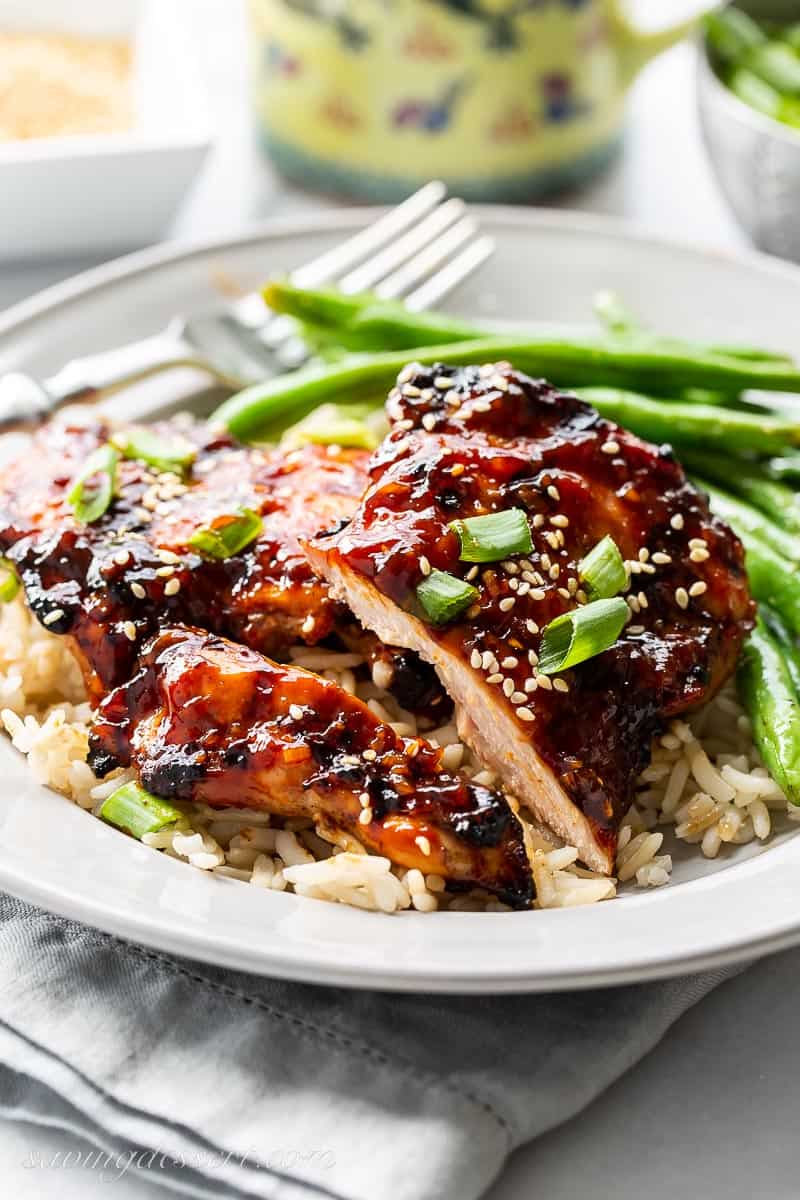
top-left (2, 208), bottom-right (800, 993)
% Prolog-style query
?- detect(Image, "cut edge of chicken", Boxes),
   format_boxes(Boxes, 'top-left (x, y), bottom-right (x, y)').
top-left (305, 549), bottom-right (615, 875)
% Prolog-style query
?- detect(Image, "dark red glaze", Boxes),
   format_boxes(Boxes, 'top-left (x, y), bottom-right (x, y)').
top-left (88, 625), bottom-right (534, 906)
top-left (0, 418), bottom-right (448, 721)
top-left (310, 363), bottom-right (755, 853)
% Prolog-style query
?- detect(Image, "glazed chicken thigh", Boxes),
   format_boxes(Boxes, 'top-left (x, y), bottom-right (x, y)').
top-left (306, 363), bottom-right (755, 872)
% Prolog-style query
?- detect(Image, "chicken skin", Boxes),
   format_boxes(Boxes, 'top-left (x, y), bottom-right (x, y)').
top-left (306, 362), bottom-right (755, 872)
top-left (88, 625), bottom-right (535, 907)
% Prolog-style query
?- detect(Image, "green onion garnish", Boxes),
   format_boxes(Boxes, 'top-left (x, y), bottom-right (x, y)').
top-left (417, 569), bottom-right (478, 626)
top-left (450, 508), bottom-right (533, 564)
top-left (578, 535), bottom-right (627, 600)
top-left (538, 597), bottom-right (629, 676)
top-left (99, 780), bottom-right (183, 840)
top-left (281, 403), bottom-right (388, 451)
top-left (188, 507), bottom-right (263, 559)
top-left (66, 444), bottom-right (120, 524)
top-left (112, 427), bottom-right (196, 475)
top-left (0, 557), bottom-right (20, 603)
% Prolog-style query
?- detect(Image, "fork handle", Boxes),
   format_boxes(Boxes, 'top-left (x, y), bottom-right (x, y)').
top-left (0, 332), bottom-right (204, 433)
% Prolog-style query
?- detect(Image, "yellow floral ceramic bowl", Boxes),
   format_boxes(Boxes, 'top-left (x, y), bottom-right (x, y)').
top-left (250, 0), bottom-right (706, 201)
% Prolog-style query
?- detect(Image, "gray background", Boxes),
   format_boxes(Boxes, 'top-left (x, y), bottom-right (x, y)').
top-left (2, 5), bottom-right (797, 1197)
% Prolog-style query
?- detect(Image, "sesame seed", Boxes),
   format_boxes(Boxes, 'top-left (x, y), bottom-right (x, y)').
top-left (421, 413), bottom-right (437, 432)
top-left (156, 565), bottom-right (175, 578)
top-left (675, 587), bottom-right (689, 609)
top-left (689, 537), bottom-right (708, 549)
top-left (486, 673), bottom-right (503, 684)
top-left (123, 621), bottom-right (137, 642)
top-left (131, 582), bottom-right (146, 600)
top-left (527, 649), bottom-right (539, 665)
top-left (576, 589), bottom-right (588, 604)
top-left (509, 577), bottom-right (519, 591)
top-left (450, 463), bottom-right (465, 477)
top-left (601, 440), bottom-right (620, 455)
top-left (363, 748), bottom-right (377, 761)
top-left (358, 808), bottom-right (373, 825)
top-left (532, 514), bottom-right (546, 529)
top-left (465, 565), bottom-right (479, 582)
top-left (481, 650), bottom-right (495, 671)
top-left (466, 604), bottom-right (481, 619)
top-left (638, 548), bottom-right (650, 562)
top-left (549, 564), bottom-right (560, 580)
top-left (516, 707), bottom-right (535, 722)
top-left (502, 560), bottom-right (520, 575)
top-left (501, 656), bottom-right (519, 669)
top-left (43, 609), bottom-right (64, 627)
top-left (114, 550), bottom-right (130, 567)
top-left (497, 680), bottom-right (512, 699)
top-left (541, 554), bottom-right (551, 572)
top-left (637, 591), bottom-right (648, 608)
top-left (652, 552), bottom-right (672, 565)
top-left (491, 374), bottom-right (509, 392)
top-left (398, 366), bottom-right (416, 384)
top-left (158, 549), bottom-right (180, 564)
top-left (628, 560), bottom-right (642, 575)
top-left (434, 375), bottom-right (454, 390)
top-left (557, 587), bottom-right (570, 600)
top-left (531, 588), bottom-right (546, 601)
top-left (640, 562), bottom-right (657, 575)
top-left (545, 532), bottom-right (560, 550)
top-left (525, 677), bottom-right (538, 692)
top-left (472, 400), bottom-right (492, 414)
top-left (499, 596), bottom-right (516, 612)
top-left (415, 835), bottom-right (432, 857)
top-left (689, 580), bottom-right (708, 597)
top-left (690, 548), bottom-right (710, 563)
top-left (536, 674), bottom-right (553, 691)
top-left (553, 678), bottom-right (570, 693)
top-left (517, 581), bottom-right (531, 597)
top-left (509, 690), bottom-right (526, 704)
top-left (394, 418), bottom-right (414, 433)
top-left (551, 514), bottom-right (569, 528)
top-left (628, 595), bottom-right (641, 613)
top-left (419, 555), bottom-right (432, 577)
top-left (526, 619), bottom-right (539, 635)
top-left (670, 513), bottom-right (685, 531)
top-left (402, 383), bottom-right (421, 398)
top-left (420, 389), bottom-right (434, 402)
top-left (470, 649), bottom-right (482, 670)
top-left (628, 624), bottom-right (645, 635)
top-left (567, 577), bottom-right (578, 595)
top-left (289, 704), bottom-right (304, 721)
top-left (547, 485), bottom-right (560, 501)
top-left (164, 578), bottom-right (181, 596)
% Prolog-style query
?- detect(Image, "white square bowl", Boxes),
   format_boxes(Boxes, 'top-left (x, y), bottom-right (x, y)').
top-left (0, 0), bottom-right (212, 261)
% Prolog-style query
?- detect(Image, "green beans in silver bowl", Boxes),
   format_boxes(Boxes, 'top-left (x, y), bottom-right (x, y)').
top-left (699, 2), bottom-right (800, 260)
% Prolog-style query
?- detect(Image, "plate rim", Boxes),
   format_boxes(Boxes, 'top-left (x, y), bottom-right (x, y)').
top-left (3, 205), bottom-right (800, 993)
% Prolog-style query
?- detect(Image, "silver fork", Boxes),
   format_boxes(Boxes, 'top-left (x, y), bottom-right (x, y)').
top-left (0, 182), bottom-right (494, 432)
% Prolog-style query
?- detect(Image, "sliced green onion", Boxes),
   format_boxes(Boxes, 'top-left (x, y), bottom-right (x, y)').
top-left (188, 507), bottom-right (263, 559)
top-left (450, 508), bottom-right (533, 564)
top-left (99, 780), bottom-right (183, 839)
top-left (417, 569), bottom-right (478, 626)
top-left (280, 402), bottom-right (388, 451)
top-left (538, 597), bottom-right (629, 676)
top-left (593, 290), bottom-right (643, 336)
top-left (66, 444), bottom-right (120, 524)
top-left (578, 535), bottom-right (627, 600)
top-left (0, 557), bottom-right (20, 603)
top-left (112, 426), bottom-right (196, 474)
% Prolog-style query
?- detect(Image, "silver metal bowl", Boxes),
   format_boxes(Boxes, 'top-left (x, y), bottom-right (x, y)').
top-left (698, 0), bottom-right (800, 261)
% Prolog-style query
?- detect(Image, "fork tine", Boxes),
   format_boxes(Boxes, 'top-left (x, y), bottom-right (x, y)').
top-left (337, 198), bottom-right (466, 295)
top-left (290, 181), bottom-right (447, 289)
top-left (374, 216), bottom-right (478, 300)
top-left (403, 235), bottom-right (496, 313)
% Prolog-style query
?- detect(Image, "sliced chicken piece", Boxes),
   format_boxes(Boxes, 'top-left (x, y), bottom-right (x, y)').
top-left (0, 418), bottom-right (450, 722)
top-left (305, 362), bottom-right (755, 873)
top-left (88, 625), bottom-right (534, 907)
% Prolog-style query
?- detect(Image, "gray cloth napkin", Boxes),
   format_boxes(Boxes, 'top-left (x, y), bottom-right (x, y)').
top-left (0, 893), bottom-right (739, 1200)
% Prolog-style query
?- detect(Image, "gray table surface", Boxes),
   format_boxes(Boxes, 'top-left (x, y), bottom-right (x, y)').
top-left (1, 6), bottom-right (797, 1198)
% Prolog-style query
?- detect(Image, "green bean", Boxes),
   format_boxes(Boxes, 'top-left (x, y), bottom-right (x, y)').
top-left (737, 616), bottom-right (800, 803)
top-left (698, 480), bottom-right (800, 564)
top-left (264, 282), bottom-right (796, 368)
top-left (574, 388), bottom-right (800, 456)
top-left (731, 524), bottom-right (800, 638)
top-left (761, 607), bottom-right (800, 698)
top-left (705, 9), bottom-right (765, 64)
top-left (213, 340), bottom-right (800, 441)
top-left (685, 450), bottom-right (800, 536)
